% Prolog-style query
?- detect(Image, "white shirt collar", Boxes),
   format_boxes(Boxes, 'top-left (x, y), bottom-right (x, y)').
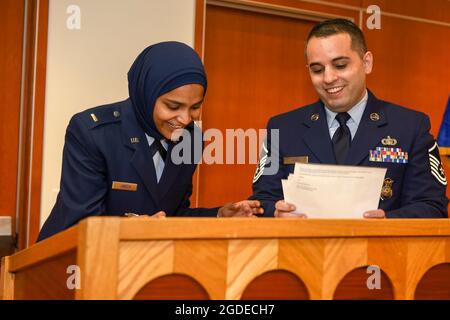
top-left (325, 90), bottom-right (369, 128)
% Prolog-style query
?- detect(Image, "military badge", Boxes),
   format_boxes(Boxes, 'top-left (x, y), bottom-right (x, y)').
top-left (370, 113), bottom-right (380, 121)
top-left (429, 142), bottom-right (447, 186)
top-left (381, 178), bottom-right (394, 200)
top-left (370, 147), bottom-right (408, 163)
top-left (381, 136), bottom-right (398, 146)
top-left (311, 114), bottom-right (320, 121)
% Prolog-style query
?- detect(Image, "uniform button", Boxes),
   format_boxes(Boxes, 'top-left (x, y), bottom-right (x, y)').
top-left (113, 111), bottom-right (120, 118)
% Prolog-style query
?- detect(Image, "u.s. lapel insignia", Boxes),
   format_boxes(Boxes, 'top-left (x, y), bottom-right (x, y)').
top-left (429, 142), bottom-right (447, 186)
top-left (381, 136), bottom-right (398, 146)
top-left (370, 113), bottom-right (380, 121)
top-left (311, 114), bottom-right (320, 121)
top-left (130, 137), bottom-right (140, 144)
top-left (381, 178), bottom-right (394, 200)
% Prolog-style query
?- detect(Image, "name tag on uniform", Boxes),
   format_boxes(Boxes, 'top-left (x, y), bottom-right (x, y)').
top-left (112, 181), bottom-right (138, 192)
top-left (283, 156), bottom-right (309, 165)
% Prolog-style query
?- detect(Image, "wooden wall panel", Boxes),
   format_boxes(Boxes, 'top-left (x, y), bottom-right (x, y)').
top-left (252, 0), bottom-right (361, 20)
top-left (27, 0), bottom-right (49, 247)
top-left (364, 0), bottom-right (450, 22)
top-left (0, 0), bottom-right (24, 219)
top-left (363, 14), bottom-right (450, 137)
top-left (16, 0), bottom-right (49, 248)
top-left (0, 0), bottom-right (49, 248)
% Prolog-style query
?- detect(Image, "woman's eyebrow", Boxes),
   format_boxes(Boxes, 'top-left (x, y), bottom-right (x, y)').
top-left (165, 98), bottom-right (182, 105)
top-left (165, 98), bottom-right (204, 106)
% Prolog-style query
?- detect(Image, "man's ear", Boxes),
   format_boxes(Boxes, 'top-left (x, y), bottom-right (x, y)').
top-left (363, 51), bottom-right (374, 74)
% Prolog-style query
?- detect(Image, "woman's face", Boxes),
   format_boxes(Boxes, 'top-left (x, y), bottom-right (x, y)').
top-left (153, 84), bottom-right (204, 140)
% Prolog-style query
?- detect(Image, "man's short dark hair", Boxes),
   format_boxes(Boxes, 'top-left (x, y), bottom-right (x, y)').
top-left (306, 18), bottom-right (368, 57)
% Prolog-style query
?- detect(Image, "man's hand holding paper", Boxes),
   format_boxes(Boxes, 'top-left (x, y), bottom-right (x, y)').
top-left (280, 163), bottom-right (387, 219)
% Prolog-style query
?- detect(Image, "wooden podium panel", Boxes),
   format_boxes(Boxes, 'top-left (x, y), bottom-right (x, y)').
top-left (2, 218), bottom-right (450, 300)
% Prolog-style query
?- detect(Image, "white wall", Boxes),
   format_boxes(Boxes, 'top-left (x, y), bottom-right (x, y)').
top-left (41, 0), bottom-right (197, 226)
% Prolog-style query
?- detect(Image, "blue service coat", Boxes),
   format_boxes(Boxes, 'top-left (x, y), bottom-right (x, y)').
top-left (251, 91), bottom-right (448, 218)
top-left (38, 99), bottom-right (217, 241)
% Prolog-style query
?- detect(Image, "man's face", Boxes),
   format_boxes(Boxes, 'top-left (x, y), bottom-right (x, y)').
top-left (306, 33), bottom-right (373, 112)
top-left (153, 84), bottom-right (204, 140)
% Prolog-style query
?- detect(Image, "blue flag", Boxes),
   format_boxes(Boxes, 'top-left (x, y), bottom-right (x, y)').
top-left (437, 96), bottom-right (450, 147)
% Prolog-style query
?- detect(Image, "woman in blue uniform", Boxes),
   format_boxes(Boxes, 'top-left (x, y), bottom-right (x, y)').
top-left (38, 42), bottom-right (261, 241)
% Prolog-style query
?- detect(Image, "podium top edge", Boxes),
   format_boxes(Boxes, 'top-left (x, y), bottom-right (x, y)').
top-left (113, 217), bottom-right (450, 240)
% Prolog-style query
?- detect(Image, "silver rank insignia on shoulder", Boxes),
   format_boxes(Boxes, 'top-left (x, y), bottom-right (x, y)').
top-left (130, 137), bottom-right (140, 144)
top-left (90, 113), bottom-right (98, 122)
top-left (381, 136), bottom-right (398, 146)
top-left (429, 142), bottom-right (447, 186)
top-left (253, 141), bottom-right (268, 183)
top-left (381, 178), bottom-right (394, 200)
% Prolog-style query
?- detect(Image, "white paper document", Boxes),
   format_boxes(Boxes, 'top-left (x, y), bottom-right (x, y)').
top-left (282, 163), bottom-right (387, 219)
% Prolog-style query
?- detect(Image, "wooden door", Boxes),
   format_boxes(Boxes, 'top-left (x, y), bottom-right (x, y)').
top-left (0, 0), bottom-right (25, 237)
top-left (0, 0), bottom-right (48, 248)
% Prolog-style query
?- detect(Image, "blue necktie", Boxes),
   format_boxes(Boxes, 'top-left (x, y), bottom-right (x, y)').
top-left (149, 139), bottom-right (167, 161)
top-left (149, 139), bottom-right (167, 182)
top-left (332, 112), bottom-right (351, 164)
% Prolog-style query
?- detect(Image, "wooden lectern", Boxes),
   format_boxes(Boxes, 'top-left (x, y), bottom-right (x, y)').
top-left (1, 217), bottom-right (450, 300)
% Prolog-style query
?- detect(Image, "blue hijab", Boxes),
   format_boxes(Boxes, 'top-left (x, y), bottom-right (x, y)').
top-left (128, 41), bottom-right (207, 140)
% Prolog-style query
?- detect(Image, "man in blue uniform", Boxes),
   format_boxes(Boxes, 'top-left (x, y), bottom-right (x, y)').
top-left (251, 19), bottom-right (448, 218)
